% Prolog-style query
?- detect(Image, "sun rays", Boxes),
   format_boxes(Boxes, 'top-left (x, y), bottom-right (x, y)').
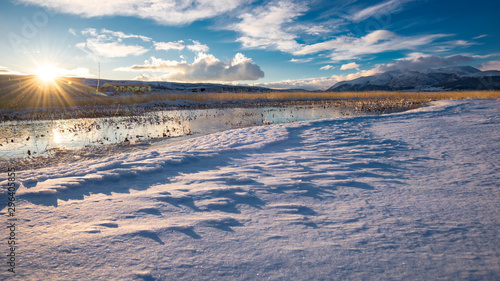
top-left (0, 72), bottom-right (95, 111)
top-left (35, 65), bottom-right (60, 83)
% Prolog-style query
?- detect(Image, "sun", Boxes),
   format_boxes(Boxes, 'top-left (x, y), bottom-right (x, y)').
top-left (35, 65), bottom-right (60, 82)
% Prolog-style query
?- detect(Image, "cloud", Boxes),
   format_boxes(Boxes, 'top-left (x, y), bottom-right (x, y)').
top-left (351, 0), bottom-right (414, 22)
top-left (290, 58), bottom-right (313, 63)
top-left (18, 0), bottom-right (250, 25)
top-left (232, 0), bottom-right (307, 53)
top-left (294, 30), bottom-right (450, 61)
top-left (479, 61), bottom-right (500, 71)
top-left (340, 62), bottom-right (360, 70)
top-left (31, 65), bottom-right (93, 77)
top-left (289, 24), bottom-right (331, 36)
top-left (153, 40), bottom-right (210, 53)
top-left (371, 54), bottom-right (474, 73)
top-left (229, 2), bottom-right (455, 64)
top-left (50, 67), bottom-right (93, 77)
top-left (473, 34), bottom-right (488, 40)
top-left (320, 65), bottom-right (335, 70)
top-left (449, 40), bottom-right (476, 47)
top-left (76, 28), bottom-right (149, 58)
top-left (100, 28), bottom-right (152, 42)
top-left (115, 52), bottom-right (264, 82)
top-left (154, 40), bottom-right (185, 51)
top-left (186, 40), bottom-right (209, 53)
top-left (252, 71), bottom-right (376, 91)
top-left (77, 40), bottom-right (148, 58)
top-left (255, 54), bottom-right (481, 91)
top-left (0, 66), bottom-right (22, 75)
top-left (252, 76), bottom-right (340, 91)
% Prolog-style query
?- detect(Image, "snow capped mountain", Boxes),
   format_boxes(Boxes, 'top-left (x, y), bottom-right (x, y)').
top-left (423, 65), bottom-right (481, 75)
top-left (328, 66), bottom-right (500, 91)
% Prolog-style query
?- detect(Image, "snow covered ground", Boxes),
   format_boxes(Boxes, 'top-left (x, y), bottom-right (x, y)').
top-left (1, 99), bottom-right (499, 280)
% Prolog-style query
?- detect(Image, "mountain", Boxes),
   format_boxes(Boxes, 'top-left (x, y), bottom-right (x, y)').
top-left (327, 66), bottom-right (500, 92)
top-left (82, 79), bottom-right (307, 93)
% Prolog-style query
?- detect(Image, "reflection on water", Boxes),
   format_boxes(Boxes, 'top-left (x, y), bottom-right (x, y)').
top-left (0, 105), bottom-right (358, 158)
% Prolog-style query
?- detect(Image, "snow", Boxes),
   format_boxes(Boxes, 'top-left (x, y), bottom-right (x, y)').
top-left (424, 66), bottom-right (481, 75)
top-left (1, 99), bottom-right (499, 280)
top-left (328, 66), bottom-right (500, 91)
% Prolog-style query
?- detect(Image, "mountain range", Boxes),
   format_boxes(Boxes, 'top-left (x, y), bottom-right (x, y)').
top-left (327, 66), bottom-right (500, 92)
top-left (1, 66), bottom-right (499, 96)
top-left (82, 79), bottom-right (302, 93)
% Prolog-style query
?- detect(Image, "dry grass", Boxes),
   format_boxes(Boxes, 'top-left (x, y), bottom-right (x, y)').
top-left (2, 89), bottom-right (498, 121)
top-left (158, 91), bottom-right (500, 102)
top-left (1, 77), bottom-right (499, 110)
top-left (101, 91), bottom-right (500, 107)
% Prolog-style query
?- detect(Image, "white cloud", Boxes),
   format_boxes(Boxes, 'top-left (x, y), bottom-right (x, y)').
top-left (33, 65), bottom-right (93, 77)
top-left (291, 24), bottom-right (331, 36)
top-left (351, 0), bottom-right (413, 22)
top-left (76, 28), bottom-right (149, 58)
top-left (340, 62), bottom-right (360, 70)
top-left (153, 40), bottom-right (209, 53)
top-left (466, 53), bottom-right (499, 59)
top-left (229, 2), bottom-right (453, 64)
top-left (255, 53), bottom-right (482, 91)
top-left (187, 40), bottom-right (209, 53)
top-left (115, 52), bottom-right (264, 82)
top-left (0, 66), bottom-right (22, 75)
top-left (473, 34), bottom-right (488, 40)
top-left (154, 40), bottom-right (185, 51)
top-left (252, 71), bottom-right (377, 91)
top-left (18, 0), bottom-right (250, 25)
top-left (78, 39), bottom-right (149, 58)
top-left (294, 30), bottom-right (450, 61)
top-left (320, 65), bottom-right (335, 70)
top-left (397, 52), bottom-right (431, 60)
top-left (101, 28), bottom-right (152, 42)
top-left (232, 0), bottom-right (307, 53)
top-left (371, 54), bottom-right (474, 73)
top-left (55, 67), bottom-right (93, 77)
top-left (451, 40), bottom-right (475, 46)
top-left (290, 58), bottom-right (313, 63)
top-left (479, 61), bottom-right (500, 71)
top-left (253, 76), bottom-right (340, 91)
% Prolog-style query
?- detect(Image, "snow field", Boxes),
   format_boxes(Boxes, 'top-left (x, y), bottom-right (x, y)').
top-left (0, 99), bottom-right (498, 280)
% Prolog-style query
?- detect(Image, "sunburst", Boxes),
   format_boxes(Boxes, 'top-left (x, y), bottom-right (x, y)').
top-left (35, 65), bottom-right (60, 83)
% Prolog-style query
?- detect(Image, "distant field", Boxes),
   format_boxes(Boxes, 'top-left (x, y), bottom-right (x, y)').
top-left (3, 90), bottom-right (500, 109)
top-left (0, 75), bottom-right (499, 109)
top-left (141, 91), bottom-right (500, 103)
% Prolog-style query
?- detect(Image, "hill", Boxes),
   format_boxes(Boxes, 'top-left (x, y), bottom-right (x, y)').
top-left (327, 66), bottom-right (500, 92)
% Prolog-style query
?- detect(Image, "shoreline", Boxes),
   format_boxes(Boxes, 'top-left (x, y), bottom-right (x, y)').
top-left (0, 98), bottom-right (425, 171)
top-left (0, 97), bottom-right (423, 122)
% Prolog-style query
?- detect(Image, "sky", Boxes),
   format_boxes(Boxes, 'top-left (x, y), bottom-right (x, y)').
top-left (0, 0), bottom-right (499, 90)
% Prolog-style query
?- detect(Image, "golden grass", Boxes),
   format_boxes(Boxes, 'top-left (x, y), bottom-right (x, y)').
top-left (104, 90), bottom-right (500, 106)
top-left (1, 88), bottom-right (499, 109)
top-left (160, 91), bottom-right (500, 102)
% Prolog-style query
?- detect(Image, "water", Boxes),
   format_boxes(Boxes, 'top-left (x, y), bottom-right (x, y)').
top-left (0, 104), bottom-right (360, 158)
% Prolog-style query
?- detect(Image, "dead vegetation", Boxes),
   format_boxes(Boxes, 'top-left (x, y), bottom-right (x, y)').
top-left (0, 75), bottom-right (498, 120)
top-left (2, 88), bottom-right (499, 110)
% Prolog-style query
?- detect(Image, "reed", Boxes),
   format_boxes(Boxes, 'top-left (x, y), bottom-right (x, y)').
top-left (1, 89), bottom-right (499, 109)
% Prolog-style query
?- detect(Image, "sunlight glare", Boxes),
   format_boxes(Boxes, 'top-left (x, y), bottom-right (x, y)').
top-left (36, 65), bottom-right (59, 82)
top-left (52, 128), bottom-right (62, 144)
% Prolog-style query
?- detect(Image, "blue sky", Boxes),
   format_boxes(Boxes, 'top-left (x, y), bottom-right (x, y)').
top-left (0, 0), bottom-right (499, 90)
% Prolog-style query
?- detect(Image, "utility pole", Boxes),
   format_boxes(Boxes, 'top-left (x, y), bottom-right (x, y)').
top-left (96, 62), bottom-right (100, 95)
